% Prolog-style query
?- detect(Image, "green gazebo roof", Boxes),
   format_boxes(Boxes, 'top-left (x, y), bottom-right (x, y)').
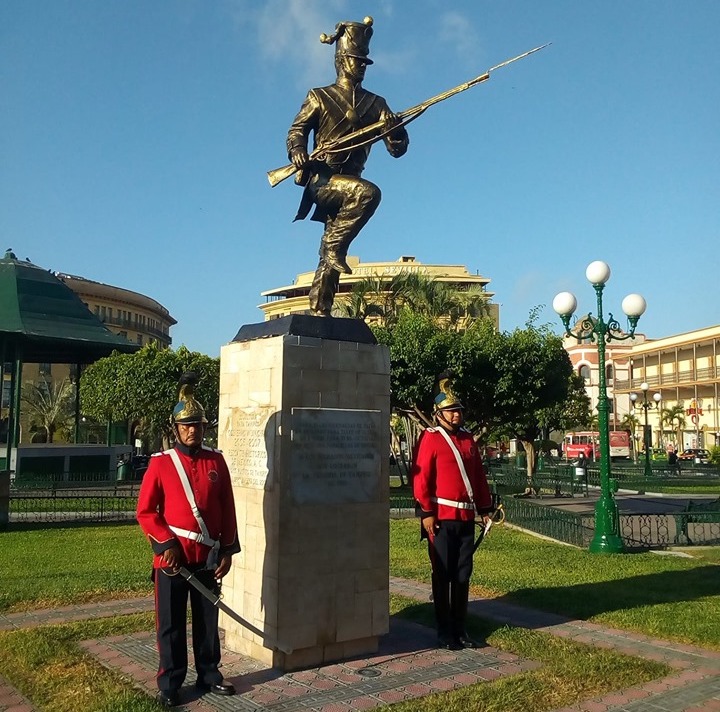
top-left (0, 249), bottom-right (139, 363)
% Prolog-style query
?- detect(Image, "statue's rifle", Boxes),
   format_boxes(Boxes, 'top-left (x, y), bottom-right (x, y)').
top-left (267, 43), bottom-right (550, 188)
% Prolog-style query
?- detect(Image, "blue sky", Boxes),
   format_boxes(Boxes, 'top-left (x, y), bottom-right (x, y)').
top-left (2, 1), bottom-right (718, 356)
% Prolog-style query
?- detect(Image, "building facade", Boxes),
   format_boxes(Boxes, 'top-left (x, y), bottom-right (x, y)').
top-left (613, 325), bottom-right (720, 451)
top-left (563, 325), bottom-right (720, 451)
top-left (57, 273), bottom-right (175, 348)
top-left (4, 273), bottom-right (176, 444)
top-left (562, 333), bottom-right (646, 432)
top-left (259, 255), bottom-right (499, 327)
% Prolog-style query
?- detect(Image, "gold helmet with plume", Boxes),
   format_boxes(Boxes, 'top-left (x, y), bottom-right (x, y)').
top-left (433, 371), bottom-right (464, 412)
top-left (172, 372), bottom-right (207, 425)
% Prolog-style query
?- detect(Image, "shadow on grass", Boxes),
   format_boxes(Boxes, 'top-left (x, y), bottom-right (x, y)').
top-left (392, 598), bottom-right (505, 642)
top-left (498, 564), bottom-right (720, 620)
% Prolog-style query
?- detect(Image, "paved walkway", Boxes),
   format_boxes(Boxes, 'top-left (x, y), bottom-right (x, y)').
top-left (1, 578), bottom-right (719, 711)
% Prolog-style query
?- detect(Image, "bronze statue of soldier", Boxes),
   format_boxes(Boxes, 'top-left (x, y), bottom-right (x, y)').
top-left (286, 17), bottom-right (409, 317)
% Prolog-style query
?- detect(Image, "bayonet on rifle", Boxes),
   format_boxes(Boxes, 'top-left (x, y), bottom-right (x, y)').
top-left (267, 43), bottom-right (550, 187)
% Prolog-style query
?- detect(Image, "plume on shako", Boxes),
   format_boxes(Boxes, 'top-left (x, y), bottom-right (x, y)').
top-left (319, 16), bottom-right (374, 64)
top-left (172, 371), bottom-right (208, 424)
top-left (433, 370), bottom-right (464, 412)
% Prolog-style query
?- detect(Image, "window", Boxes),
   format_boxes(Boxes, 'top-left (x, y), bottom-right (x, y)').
top-left (137, 334), bottom-right (143, 345)
top-left (605, 364), bottom-right (613, 384)
top-left (39, 363), bottom-right (52, 376)
top-left (579, 365), bottom-right (591, 382)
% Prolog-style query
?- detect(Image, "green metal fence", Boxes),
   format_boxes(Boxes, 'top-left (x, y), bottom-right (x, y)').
top-left (12, 470), bottom-right (143, 491)
top-left (488, 461), bottom-right (720, 496)
top-left (9, 488), bottom-right (138, 524)
top-left (501, 496), bottom-right (594, 547)
top-left (7, 464), bottom-right (720, 548)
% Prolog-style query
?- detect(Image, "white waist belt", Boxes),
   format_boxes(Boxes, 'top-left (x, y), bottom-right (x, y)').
top-left (169, 525), bottom-right (218, 548)
top-left (432, 497), bottom-right (475, 510)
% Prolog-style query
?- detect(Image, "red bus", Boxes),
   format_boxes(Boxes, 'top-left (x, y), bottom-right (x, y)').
top-left (563, 431), bottom-right (631, 461)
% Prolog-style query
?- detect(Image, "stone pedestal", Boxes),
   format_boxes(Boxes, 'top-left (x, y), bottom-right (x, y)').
top-left (217, 316), bottom-right (390, 670)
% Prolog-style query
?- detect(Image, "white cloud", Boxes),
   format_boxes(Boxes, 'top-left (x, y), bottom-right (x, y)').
top-left (226, 0), bottom-right (406, 88)
top-left (438, 10), bottom-right (484, 66)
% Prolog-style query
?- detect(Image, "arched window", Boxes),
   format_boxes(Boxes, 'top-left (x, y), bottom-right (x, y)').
top-left (605, 364), bottom-right (614, 384)
top-left (579, 365), bottom-right (590, 382)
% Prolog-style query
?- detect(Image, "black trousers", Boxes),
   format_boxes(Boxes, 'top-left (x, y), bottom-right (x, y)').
top-left (154, 567), bottom-right (223, 692)
top-left (428, 520), bottom-right (475, 639)
top-left (428, 519), bottom-right (475, 584)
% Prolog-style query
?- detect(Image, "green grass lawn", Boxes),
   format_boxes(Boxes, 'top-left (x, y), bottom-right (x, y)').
top-left (391, 518), bottom-right (720, 649)
top-left (0, 522), bottom-right (152, 612)
top-left (389, 594), bottom-right (666, 712)
top-left (0, 519), bottom-right (718, 711)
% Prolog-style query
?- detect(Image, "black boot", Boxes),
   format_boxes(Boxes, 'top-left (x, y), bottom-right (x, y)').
top-left (451, 581), bottom-right (480, 648)
top-left (432, 574), bottom-right (460, 650)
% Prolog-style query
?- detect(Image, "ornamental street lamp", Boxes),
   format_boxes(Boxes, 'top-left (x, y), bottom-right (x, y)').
top-left (553, 261), bottom-right (646, 554)
top-left (630, 383), bottom-right (661, 477)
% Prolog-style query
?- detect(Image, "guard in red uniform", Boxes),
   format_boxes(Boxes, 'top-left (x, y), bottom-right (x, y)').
top-left (412, 374), bottom-right (493, 650)
top-left (137, 373), bottom-right (240, 708)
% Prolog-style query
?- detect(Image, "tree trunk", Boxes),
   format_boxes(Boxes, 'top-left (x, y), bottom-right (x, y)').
top-left (522, 439), bottom-right (536, 484)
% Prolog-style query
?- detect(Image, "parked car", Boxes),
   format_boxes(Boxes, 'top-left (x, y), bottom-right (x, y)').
top-left (678, 448), bottom-right (710, 464)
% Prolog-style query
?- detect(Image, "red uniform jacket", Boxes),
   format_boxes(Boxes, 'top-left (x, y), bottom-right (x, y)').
top-left (412, 427), bottom-right (492, 521)
top-left (136, 445), bottom-right (240, 568)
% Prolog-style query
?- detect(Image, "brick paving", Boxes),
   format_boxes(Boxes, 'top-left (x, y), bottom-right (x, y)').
top-left (1, 578), bottom-right (719, 711)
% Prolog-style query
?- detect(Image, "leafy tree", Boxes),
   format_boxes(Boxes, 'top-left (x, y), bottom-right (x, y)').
top-left (80, 344), bottom-right (219, 451)
top-left (374, 309), bottom-right (576, 487)
top-left (78, 351), bottom-right (134, 430)
top-left (373, 310), bottom-right (457, 423)
top-left (21, 378), bottom-right (75, 443)
top-left (536, 373), bottom-right (592, 441)
top-left (484, 321), bottom-right (573, 483)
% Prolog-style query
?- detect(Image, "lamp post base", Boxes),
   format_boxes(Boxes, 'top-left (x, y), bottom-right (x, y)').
top-left (589, 533), bottom-right (625, 553)
top-left (588, 497), bottom-right (624, 554)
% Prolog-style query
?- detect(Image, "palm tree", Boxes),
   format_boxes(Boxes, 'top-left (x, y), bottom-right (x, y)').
top-left (340, 272), bottom-right (492, 330)
top-left (404, 278), bottom-right (457, 322)
top-left (660, 405), bottom-right (686, 450)
top-left (21, 378), bottom-right (75, 443)
top-left (334, 279), bottom-right (384, 321)
top-left (450, 285), bottom-right (491, 329)
top-left (619, 413), bottom-right (641, 462)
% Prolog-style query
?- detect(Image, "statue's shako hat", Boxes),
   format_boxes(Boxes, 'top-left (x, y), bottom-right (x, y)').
top-left (172, 372), bottom-right (208, 425)
top-left (433, 371), bottom-right (464, 412)
top-left (320, 16), bottom-right (374, 65)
